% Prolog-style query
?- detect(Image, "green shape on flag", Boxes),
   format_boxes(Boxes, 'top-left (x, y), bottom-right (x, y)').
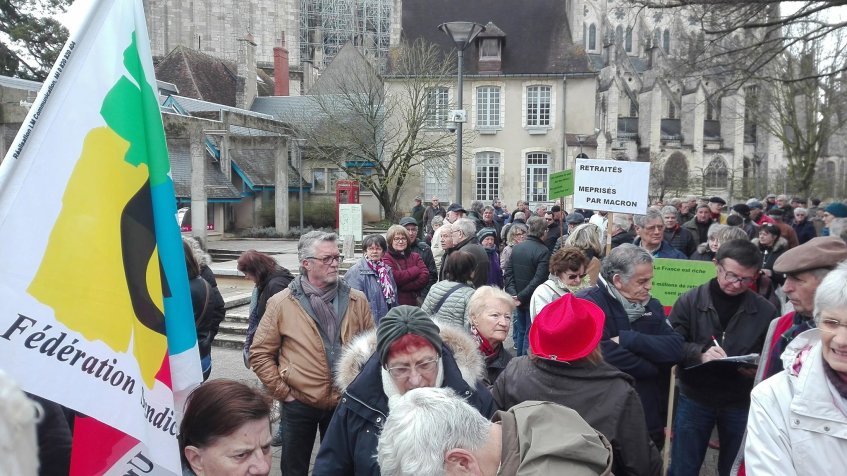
top-left (651, 258), bottom-right (717, 307)
top-left (549, 169), bottom-right (574, 199)
top-left (99, 32), bottom-right (169, 186)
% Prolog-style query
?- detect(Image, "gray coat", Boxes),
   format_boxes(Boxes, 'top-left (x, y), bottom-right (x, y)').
top-left (344, 258), bottom-right (397, 324)
top-left (420, 280), bottom-right (474, 329)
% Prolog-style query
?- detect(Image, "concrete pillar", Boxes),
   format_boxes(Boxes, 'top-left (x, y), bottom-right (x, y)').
top-left (221, 112), bottom-right (231, 181)
top-left (275, 137), bottom-right (290, 234)
top-left (190, 123), bottom-right (208, 246)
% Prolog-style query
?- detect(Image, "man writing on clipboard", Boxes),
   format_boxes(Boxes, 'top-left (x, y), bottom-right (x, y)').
top-left (666, 239), bottom-right (778, 476)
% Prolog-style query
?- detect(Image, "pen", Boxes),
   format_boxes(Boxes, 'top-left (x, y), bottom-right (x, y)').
top-left (711, 335), bottom-right (721, 348)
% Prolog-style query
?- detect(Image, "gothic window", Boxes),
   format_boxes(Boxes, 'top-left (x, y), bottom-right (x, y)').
top-left (663, 30), bottom-right (671, 53)
top-left (704, 157), bottom-right (729, 189)
top-left (588, 24), bottom-right (597, 50)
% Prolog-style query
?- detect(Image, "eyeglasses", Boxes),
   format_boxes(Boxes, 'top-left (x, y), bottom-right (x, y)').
top-left (392, 237), bottom-right (408, 242)
top-left (385, 356), bottom-right (440, 380)
top-left (819, 318), bottom-right (847, 334)
top-left (718, 264), bottom-right (756, 285)
top-left (308, 254), bottom-right (342, 265)
top-left (565, 272), bottom-right (588, 281)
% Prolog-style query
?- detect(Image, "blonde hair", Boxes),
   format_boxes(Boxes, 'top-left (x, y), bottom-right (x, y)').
top-left (468, 286), bottom-right (515, 324)
top-left (386, 225), bottom-right (411, 251)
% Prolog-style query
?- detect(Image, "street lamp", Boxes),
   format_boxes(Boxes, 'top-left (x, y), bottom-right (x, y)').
top-left (438, 21), bottom-right (485, 203)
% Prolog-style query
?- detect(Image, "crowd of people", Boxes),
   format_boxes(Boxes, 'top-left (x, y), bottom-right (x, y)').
top-left (82, 191), bottom-right (844, 476)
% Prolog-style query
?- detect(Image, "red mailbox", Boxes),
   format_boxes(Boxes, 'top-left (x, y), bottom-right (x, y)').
top-left (335, 180), bottom-right (360, 228)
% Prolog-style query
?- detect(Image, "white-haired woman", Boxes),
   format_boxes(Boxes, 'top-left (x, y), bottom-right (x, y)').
top-left (467, 286), bottom-right (516, 386)
top-left (746, 263), bottom-right (847, 475)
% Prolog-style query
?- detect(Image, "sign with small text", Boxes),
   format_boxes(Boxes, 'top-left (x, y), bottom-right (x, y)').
top-left (549, 169), bottom-right (575, 199)
top-left (339, 204), bottom-right (363, 241)
top-left (651, 258), bottom-right (716, 308)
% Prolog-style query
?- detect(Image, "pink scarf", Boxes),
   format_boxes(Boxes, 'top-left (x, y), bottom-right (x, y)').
top-left (471, 325), bottom-right (499, 362)
top-left (367, 258), bottom-right (396, 305)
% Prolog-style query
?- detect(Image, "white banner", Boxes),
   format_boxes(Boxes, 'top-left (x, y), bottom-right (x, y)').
top-left (572, 159), bottom-right (651, 214)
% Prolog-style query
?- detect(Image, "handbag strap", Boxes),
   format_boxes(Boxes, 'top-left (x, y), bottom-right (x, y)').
top-left (432, 283), bottom-right (468, 314)
top-left (196, 279), bottom-right (211, 326)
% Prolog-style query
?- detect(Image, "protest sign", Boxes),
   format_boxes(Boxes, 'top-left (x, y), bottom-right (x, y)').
top-left (651, 258), bottom-right (717, 307)
top-left (573, 159), bottom-right (650, 214)
top-left (548, 169), bottom-right (574, 199)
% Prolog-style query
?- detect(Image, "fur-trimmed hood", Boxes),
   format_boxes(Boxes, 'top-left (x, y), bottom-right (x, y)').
top-left (752, 236), bottom-right (789, 253)
top-left (334, 319), bottom-right (484, 392)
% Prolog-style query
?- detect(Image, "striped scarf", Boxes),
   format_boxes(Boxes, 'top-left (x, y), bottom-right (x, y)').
top-left (367, 258), bottom-right (396, 305)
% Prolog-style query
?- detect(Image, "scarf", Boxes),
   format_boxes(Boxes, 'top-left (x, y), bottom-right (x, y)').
top-left (299, 277), bottom-right (340, 341)
top-left (602, 276), bottom-right (646, 323)
top-left (471, 325), bottom-right (500, 362)
top-left (366, 258), bottom-right (396, 305)
top-left (768, 312), bottom-right (815, 376)
top-left (823, 358), bottom-right (847, 400)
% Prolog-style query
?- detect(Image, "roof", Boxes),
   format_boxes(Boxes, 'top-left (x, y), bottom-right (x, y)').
top-left (229, 146), bottom-right (307, 189)
top-left (400, 0), bottom-right (592, 75)
top-left (0, 75), bottom-right (42, 92)
top-left (308, 43), bottom-right (382, 96)
top-left (167, 138), bottom-right (242, 200)
top-left (154, 46), bottom-right (276, 106)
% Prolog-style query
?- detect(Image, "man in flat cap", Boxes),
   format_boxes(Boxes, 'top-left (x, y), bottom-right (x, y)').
top-left (708, 196), bottom-right (728, 224)
top-left (755, 236), bottom-right (847, 382)
top-left (445, 203), bottom-right (466, 224)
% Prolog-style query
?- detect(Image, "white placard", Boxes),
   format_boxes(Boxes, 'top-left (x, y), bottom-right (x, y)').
top-left (338, 204), bottom-right (363, 241)
top-left (573, 159), bottom-right (651, 214)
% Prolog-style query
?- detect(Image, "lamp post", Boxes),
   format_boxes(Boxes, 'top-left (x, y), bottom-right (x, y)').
top-left (438, 21), bottom-right (485, 204)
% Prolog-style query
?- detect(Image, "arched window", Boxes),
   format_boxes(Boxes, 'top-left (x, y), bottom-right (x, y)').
top-left (663, 30), bottom-right (670, 52)
top-left (625, 27), bottom-right (633, 52)
top-left (704, 157), bottom-right (728, 189)
top-left (588, 24), bottom-right (597, 50)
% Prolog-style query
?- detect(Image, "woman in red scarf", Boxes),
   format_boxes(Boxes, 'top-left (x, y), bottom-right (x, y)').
top-left (467, 286), bottom-right (516, 386)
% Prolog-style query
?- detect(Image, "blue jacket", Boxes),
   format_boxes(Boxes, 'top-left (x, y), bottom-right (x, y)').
top-left (344, 258), bottom-right (397, 324)
top-left (312, 323), bottom-right (495, 476)
top-left (577, 279), bottom-right (684, 436)
top-left (632, 238), bottom-right (688, 260)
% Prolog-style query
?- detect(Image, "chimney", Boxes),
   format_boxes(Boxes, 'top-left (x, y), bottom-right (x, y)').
top-left (274, 34), bottom-right (290, 96)
top-left (236, 33), bottom-right (258, 109)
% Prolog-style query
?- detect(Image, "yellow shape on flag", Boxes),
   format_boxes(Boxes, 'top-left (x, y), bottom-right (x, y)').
top-left (28, 126), bottom-right (167, 388)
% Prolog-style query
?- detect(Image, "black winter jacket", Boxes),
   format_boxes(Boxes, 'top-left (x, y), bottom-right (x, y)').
top-left (504, 236), bottom-right (551, 309)
top-left (669, 281), bottom-right (777, 407)
top-left (189, 277), bottom-right (225, 360)
top-left (577, 280), bottom-right (684, 436)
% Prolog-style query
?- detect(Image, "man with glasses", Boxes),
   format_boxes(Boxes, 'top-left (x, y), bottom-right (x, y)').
top-left (249, 231), bottom-right (375, 476)
top-left (668, 239), bottom-right (778, 476)
top-left (633, 209), bottom-right (687, 259)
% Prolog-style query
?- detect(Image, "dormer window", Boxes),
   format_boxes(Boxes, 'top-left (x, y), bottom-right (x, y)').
top-left (477, 22), bottom-right (506, 73)
top-left (480, 38), bottom-right (500, 60)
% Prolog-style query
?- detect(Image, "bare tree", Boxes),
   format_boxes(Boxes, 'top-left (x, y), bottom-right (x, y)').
top-left (629, 1), bottom-right (847, 86)
top-left (297, 39), bottom-right (465, 221)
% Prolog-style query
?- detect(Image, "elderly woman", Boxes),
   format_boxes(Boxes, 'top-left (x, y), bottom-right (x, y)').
top-left (467, 286), bottom-right (516, 386)
top-left (493, 294), bottom-right (662, 476)
top-left (344, 234), bottom-right (397, 324)
top-left (529, 246), bottom-right (590, 322)
top-left (745, 264), bottom-right (847, 474)
top-left (421, 250), bottom-right (475, 328)
top-left (237, 249), bottom-right (295, 366)
top-left (689, 224), bottom-right (748, 261)
top-left (382, 225), bottom-right (429, 306)
top-left (180, 379), bottom-right (273, 476)
top-left (313, 306), bottom-right (495, 476)
top-left (500, 222), bottom-right (527, 272)
top-left (558, 222), bottom-right (603, 284)
top-left (576, 244), bottom-right (684, 449)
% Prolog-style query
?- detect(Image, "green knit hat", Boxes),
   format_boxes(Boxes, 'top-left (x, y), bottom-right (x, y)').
top-left (376, 306), bottom-right (443, 365)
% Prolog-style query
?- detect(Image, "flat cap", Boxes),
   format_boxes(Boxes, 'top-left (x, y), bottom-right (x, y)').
top-left (709, 196), bottom-right (726, 205)
top-left (773, 236), bottom-right (847, 274)
top-left (399, 217), bottom-right (418, 227)
top-left (731, 204), bottom-right (750, 217)
top-left (566, 212), bottom-right (585, 224)
top-left (447, 203), bottom-right (466, 213)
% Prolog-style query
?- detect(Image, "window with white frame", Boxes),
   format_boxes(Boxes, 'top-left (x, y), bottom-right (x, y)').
top-left (425, 87), bottom-right (449, 128)
top-left (423, 165), bottom-right (450, 202)
top-left (475, 152), bottom-right (500, 201)
top-left (525, 153), bottom-right (549, 202)
top-left (480, 38), bottom-right (500, 59)
top-left (476, 86), bottom-right (501, 128)
top-left (526, 86), bottom-right (551, 127)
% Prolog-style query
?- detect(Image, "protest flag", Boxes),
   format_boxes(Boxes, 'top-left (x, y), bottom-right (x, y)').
top-left (0, 0), bottom-right (203, 473)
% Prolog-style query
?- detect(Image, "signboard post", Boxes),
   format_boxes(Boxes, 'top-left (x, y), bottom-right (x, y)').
top-left (338, 203), bottom-right (363, 241)
top-left (572, 159), bottom-right (651, 214)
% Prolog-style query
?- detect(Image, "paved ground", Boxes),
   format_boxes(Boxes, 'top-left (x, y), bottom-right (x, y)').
top-left (205, 237), bottom-right (721, 476)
